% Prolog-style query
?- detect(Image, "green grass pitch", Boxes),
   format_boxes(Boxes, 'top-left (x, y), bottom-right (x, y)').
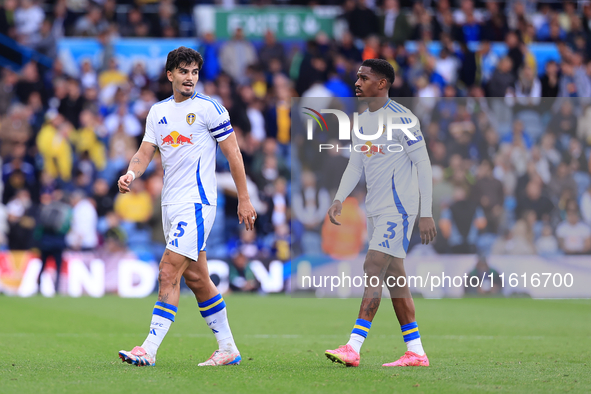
top-left (1, 294), bottom-right (589, 393)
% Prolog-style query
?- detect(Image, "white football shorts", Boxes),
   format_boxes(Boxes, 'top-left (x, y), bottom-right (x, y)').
top-left (367, 212), bottom-right (417, 259)
top-left (162, 203), bottom-right (216, 261)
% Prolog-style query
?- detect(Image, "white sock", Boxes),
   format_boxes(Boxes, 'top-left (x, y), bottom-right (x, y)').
top-left (141, 302), bottom-right (177, 358)
top-left (199, 294), bottom-right (238, 354)
top-left (406, 338), bottom-right (425, 356)
top-left (401, 322), bottom-right (425, 355)
top-left (346, 318), bottom-right (371, 353)
top-left (347, 333), bottom-right (365, 353)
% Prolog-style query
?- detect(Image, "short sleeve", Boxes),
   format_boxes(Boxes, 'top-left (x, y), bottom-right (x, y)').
top-left (207, 102), bottom-right (234, 142)
top-left (142, 107), bottom-right (157, 145)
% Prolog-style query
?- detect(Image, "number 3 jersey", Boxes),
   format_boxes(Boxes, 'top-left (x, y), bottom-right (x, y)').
top-left (142, 92), bottom-right (234, 206)
top-left (335, 99), bottom-right (427, 217)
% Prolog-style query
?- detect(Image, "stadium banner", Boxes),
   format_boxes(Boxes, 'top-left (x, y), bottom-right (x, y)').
top-left (0, 251), bottom-right (286, 297)
top-left (290, 96), bottom-right (591, 298)
top-left (193, 5), bottom-right (340, 39)
top-left (56, 38), bottom-right (199, 79)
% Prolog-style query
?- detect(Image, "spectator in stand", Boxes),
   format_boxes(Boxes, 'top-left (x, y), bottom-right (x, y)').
top-left (13, 0), bottom-right (44, 46)
top-left (346, 0), bottom-right (379, 40)
top-left (482, 1), bottom-right (508, 41)
top-left (35, 191), bottom-right (70, 294)
top-left (558, 60), bottom-right (591, 99)
top-left (150, 1), bottom-right (178, 38)
top-left (73, 5), bottom-right (107, 37)
top-left (488, 57), bottom-right (515, 97)
top-left (472, 159), bottom-right (504, 235)
top-left (439, 187), bottom-right (487, 254)
top-left (220, 28), bottom-right (257, 85)
top-left (59, 78), bottom-right (85, 128)
top-left (92, 178), bottom-right (114, 218)
top-left (259, 30), bottom-right (285, 74)
top-left (292, 170), bottom-right (330, 255)
top-left (6, 189), bottom-right (36, 250)
top-left (381, 0), bottom-right (411, 46)
top-left (556, 200), bottom-right (591, 254)
top-left (540, 60), bottom-right (559, 98)
top-left (36, 114), bottom-right (73, 183)
top-left (66, 190), bottom-right (98, 251)
top-left (114, 178), bottom-right (153, 224)
top-left (516, 180), bottom-right (554, 222)
top-left (15, 62), bottom-right (45, 105)
top-left (0, 0), bottom-right (17, 39)
top-left (505, 31), bottom-right (524, 78)
top-left (536, 224), bottom-right (559, 256)
top-left (549, 161), bottom-right (578, 203)
top-left (580, 185), bottom-right (591, 228)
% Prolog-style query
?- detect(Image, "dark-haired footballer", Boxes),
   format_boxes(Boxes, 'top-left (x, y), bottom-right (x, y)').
top-left (325, 59), bottom-right (437, 367)
top-left (117, 47), bottom-right (256, 367)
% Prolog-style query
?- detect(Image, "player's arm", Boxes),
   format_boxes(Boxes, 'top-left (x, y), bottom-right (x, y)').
top-left (117, 142), bottom-right (157, 193)
top-left (406, 143), bottom-right (437, 245)
top-left (328, 148), bottom-right (363, 225)
top-left (218, 132), bottom-right (257, 231)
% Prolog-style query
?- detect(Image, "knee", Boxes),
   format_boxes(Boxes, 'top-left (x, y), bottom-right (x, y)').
top-left (363, 256), bottom-right (383, 278)
top-left (184, 271), bottom-right (209, 293)
top-left (158, 266), bottom-right (177, 287)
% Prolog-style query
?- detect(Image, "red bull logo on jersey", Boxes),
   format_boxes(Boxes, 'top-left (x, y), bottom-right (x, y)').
top-left (363, 141), bottom-right (385, 157)
top-left (161, 131), bottom-right (193, 148)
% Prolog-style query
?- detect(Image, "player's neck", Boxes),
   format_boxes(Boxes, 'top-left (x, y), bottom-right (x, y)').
top-left (366, 97), bottom-right (390, 112)
top-left (173, 91), bottom-right (192, 103)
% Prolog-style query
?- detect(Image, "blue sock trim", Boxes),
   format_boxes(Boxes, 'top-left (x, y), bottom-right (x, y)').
top-left (351, 318), bottom-right (371, 338)
top-left (200, 300), bottom-right (226, 317)
top-left (153, 302), bottom-right (178, 322)
top-left (355, 318), bottom-right (372, 329)
top-left (400, 322), bottom-right (418, 332)
top-left (401, 321), bottom-right (420, 342)
top-left (198, 293), bottom-right (222, 308)
top-left (352, 328), bottom-right (369, 338)
top-left (403, 332), bottom-right (421, 342)
top-left (198, 293), bottom-right (226, 318)
top-left (155, 301), bottom-right (178, 312)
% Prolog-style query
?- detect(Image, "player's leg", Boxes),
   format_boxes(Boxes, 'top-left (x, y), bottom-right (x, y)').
top-left (183, 252), bottom-right (241, 366)
top-left (326, 247), bottom-right (394, 367)
top-left (53, 249), bottom-right (63, 294)
top-left (119, 249), bottom-right (191, 366)
top-left (382, 219), bottom-right (429, 367)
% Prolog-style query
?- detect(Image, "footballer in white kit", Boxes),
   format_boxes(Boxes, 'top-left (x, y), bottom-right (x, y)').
top-left (117, 47), bottom-right (256, 367)
top-left (143, 90), bottom-right (233, 260)
top-left (325, 59), bottom-right (437, 368)
top-left (338, 99), bottom-right (426, 259)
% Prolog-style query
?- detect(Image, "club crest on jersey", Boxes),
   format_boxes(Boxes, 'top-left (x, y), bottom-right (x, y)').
top-left (364, 141), bottom-right (385, 157)
top-left (161, 131), bottom-right (193, 148)
top-left (186, 113), bottom-right (196, 125)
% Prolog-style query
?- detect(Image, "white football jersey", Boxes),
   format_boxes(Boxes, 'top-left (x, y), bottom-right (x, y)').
top-left (352, 99), bottom-right (426, 217)
top-left (143, 92), bottom-right (233, 206)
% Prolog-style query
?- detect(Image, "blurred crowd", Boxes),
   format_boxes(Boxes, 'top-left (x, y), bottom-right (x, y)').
top-left (0, 0), bottom-right (590, 293)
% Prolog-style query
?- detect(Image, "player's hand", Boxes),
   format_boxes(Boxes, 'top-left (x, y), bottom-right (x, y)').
top-left (328, 200), bottom-right (343, 226)
top-left (238, 199), bottom-right (257, 231)
top-left (117, 172), bottom-right (134, 194)
top-left (418, 217), bottom-right (437, 245)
